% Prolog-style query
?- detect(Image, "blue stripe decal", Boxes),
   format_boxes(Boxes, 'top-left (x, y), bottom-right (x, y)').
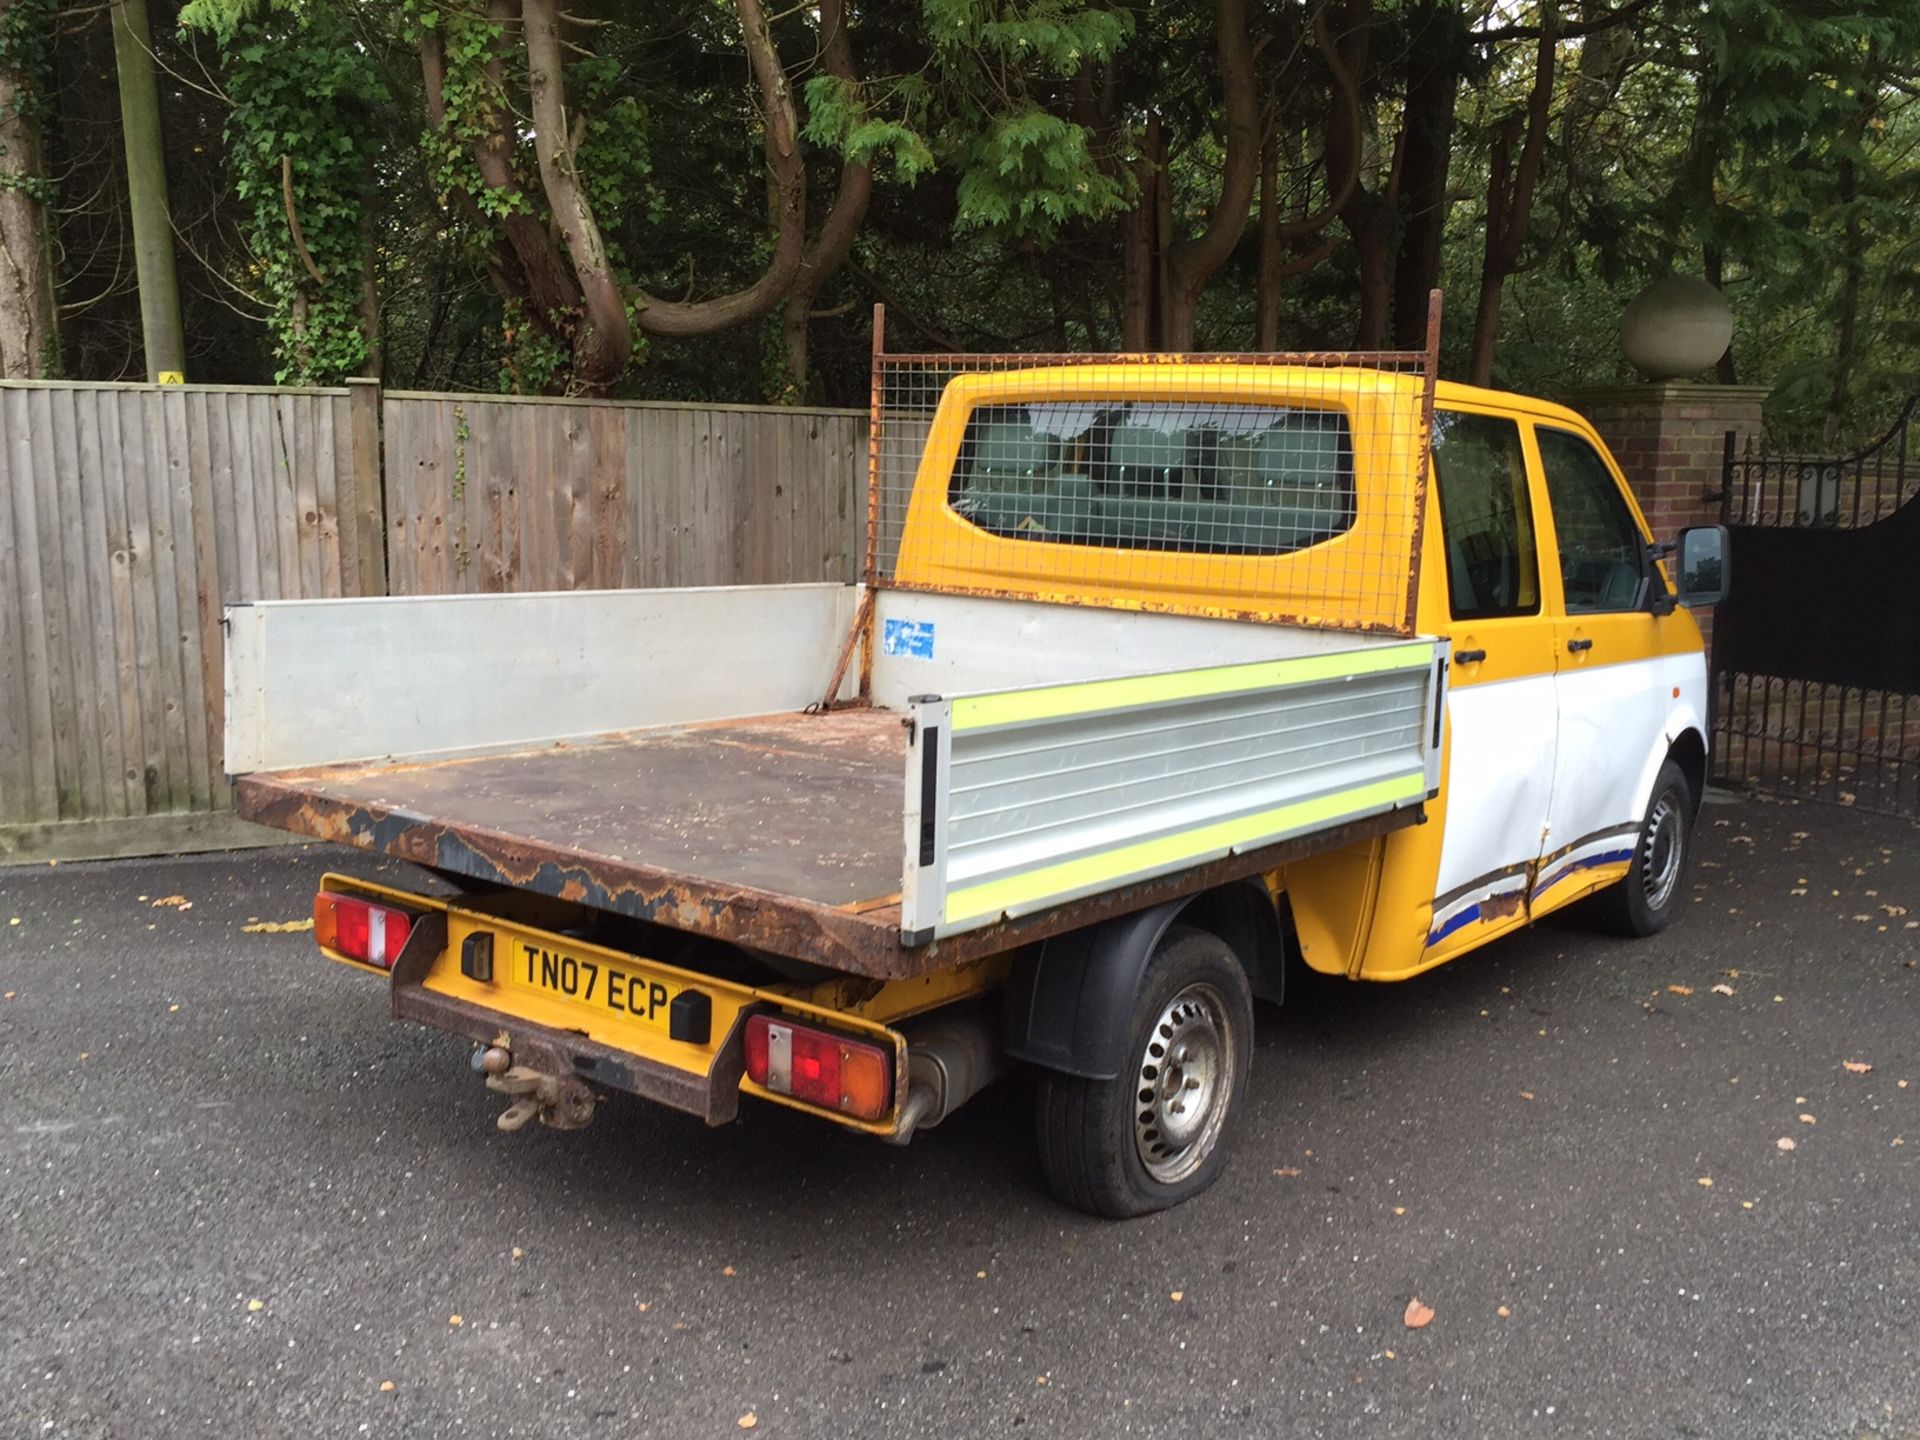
top-left (1533, 849), bottom-right (1633, 896)
top-left (1425, 903), bottom-right (1482, 947)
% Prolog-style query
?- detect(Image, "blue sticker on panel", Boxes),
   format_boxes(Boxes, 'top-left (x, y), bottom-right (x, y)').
top-left (882, 618), bottom-right (936, 659)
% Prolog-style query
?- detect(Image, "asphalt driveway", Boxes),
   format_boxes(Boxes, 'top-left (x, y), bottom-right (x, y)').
top-left (2, 795), bottom-right (1914, 1439)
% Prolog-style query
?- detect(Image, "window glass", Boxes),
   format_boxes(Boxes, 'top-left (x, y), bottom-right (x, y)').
top-left (1431, 410), bottom-right (1539, 620)
top-left (947, 401), bottom-right (1355, 556)
top-left (1535, 427), bottom-right (1648, 613)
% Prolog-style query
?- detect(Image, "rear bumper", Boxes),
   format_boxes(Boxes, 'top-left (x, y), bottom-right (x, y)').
top-left (390, 967), bottom-right (750, 1125)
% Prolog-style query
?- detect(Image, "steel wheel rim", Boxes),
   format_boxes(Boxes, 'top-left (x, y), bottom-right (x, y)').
top-left (1641, 789), bottom-right (1683, 910)
top-left (1133, 983), bottom-right (1234, 1185)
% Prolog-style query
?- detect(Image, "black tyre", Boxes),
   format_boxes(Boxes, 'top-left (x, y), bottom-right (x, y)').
top-left (1592, 759), bottom-right (1693, 937)
top-left (1034, 926), bottom-right (1254, 1218)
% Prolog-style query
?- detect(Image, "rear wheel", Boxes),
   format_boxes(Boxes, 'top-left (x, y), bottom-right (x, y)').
top-left (1034, 926), bottom-right (1253, 1218)
top-left (1593, 759), bottom-right (1692, 937)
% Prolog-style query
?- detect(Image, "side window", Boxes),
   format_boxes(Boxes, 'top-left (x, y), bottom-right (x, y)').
top-left (1535, 427), bottom-right (1648, 614)
top-left (1431, 410), bottom-right (1539, 620)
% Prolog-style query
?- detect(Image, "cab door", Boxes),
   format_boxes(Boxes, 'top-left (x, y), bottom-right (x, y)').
top-left (1528, 423), bottom-right (1691, 913)
top-left (1419, 408), bottom-right (1561, 959)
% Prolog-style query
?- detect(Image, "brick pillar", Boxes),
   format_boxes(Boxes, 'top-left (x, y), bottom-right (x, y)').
top-left (1562, 381), bottom-right (1770, 658)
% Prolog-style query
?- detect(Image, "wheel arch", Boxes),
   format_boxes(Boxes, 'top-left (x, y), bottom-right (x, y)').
top-left (1666, 726), bottom-right (1707, 817)
top-left (1003, 880), bottom-right (1284, 1081)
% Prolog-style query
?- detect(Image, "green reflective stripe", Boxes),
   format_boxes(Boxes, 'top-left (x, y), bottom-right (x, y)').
top-left (948, 641), bottom-right (1434, 732)
top-left (942, 770), bottom-right (1426, 927)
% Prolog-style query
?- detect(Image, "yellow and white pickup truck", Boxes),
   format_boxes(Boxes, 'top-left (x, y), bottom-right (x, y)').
top-left (224, 329), bottom-right (1727, 1217)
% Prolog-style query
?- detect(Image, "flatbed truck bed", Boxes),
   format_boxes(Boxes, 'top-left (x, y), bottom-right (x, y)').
top-left (234, 707), bottom-right (1416, 979)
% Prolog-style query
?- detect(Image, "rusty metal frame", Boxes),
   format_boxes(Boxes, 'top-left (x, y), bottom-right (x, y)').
top-left (238, 770), bottom-right (1413, 981)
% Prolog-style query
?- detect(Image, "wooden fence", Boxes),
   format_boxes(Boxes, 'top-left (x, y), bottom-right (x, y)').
top-left (0, 380), bottom-right (863, 861)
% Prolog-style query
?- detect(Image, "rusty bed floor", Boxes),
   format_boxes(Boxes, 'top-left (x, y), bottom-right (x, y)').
top-left (235, 709), bottom-right (909, 911)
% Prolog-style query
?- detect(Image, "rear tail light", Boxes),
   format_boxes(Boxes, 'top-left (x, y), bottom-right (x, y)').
top-left (743, 1014), bottom-right (892, 1121)
top-left (313, 892), bottom-right (416, 969)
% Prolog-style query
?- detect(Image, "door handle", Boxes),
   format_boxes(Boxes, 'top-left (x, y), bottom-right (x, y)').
top-left (1454, 648), bottom-right (1488, 664)
top-left (1566, 637), bottom-right (1593, 653)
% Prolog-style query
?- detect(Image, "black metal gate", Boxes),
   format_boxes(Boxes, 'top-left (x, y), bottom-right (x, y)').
top-left (1711, 397), bottom-right (1920, 816)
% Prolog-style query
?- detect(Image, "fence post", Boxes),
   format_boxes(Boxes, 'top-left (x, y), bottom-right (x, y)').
top-left (345, 378), bottom-right (388, 596)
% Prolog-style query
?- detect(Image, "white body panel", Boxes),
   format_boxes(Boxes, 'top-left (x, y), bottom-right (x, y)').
top-left (868, 589), bottom-right (1406, 711)
top-left (1426, 672), bottom-right (1559, 945)
top-left (223, 584), bottom-right (859, 773)
top-left (1538, 650), bottom-right (1707, 898)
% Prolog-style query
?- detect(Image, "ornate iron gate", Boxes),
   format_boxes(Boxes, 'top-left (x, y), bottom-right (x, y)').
top-left (1711, 397), bottom-right (1920, 815)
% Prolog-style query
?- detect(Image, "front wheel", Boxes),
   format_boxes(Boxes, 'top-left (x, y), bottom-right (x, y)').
top-left (1593, 759), bottom-right (1693, 937)
top-left (1034, 926), bottom-right (1253, 1218)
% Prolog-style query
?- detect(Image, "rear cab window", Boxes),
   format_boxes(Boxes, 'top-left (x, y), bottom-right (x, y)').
top-left (947, 401), bottom-right (1355, 556)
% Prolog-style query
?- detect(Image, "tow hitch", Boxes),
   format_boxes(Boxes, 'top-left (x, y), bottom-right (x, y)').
top-left (473, 1046), bottom-right (596, 1133)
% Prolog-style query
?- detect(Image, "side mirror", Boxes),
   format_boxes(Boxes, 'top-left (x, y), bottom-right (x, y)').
top-left (1674, 524), bottom-right (1729, 608)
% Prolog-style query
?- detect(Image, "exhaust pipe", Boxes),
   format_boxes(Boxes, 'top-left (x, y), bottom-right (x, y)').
top-left (885, 1001), bottom-right (1006, 1146)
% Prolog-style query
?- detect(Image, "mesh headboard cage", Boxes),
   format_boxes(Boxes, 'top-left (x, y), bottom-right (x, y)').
top-left (863, 293), bottom-right (1442, 641)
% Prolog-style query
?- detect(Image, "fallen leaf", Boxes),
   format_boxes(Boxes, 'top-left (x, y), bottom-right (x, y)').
top-left (1169, 1291), bottom-right (1184, 1303)
top-left (168, 1003), bottom-right (180, 1013)
top-left (1895, 1138), bottom-right (1906, 1147)
top-left (1776, 1137), bottom-right (1797, 1152)
top-left (378, 1381), bottom-right (395, 1393)
top-left (1383, 1349), bottom-right (1397, 1360)
top-left (1799, 1113), bottom-right (1816, 1125)
top-left (1404, 1298), bottom-right (1435, 1329)
top-left (241, 918), bottom-right (313, 934)
top-left (1519, 1091), bottom-right (1535, 1101)
top-left (1900, 1080), bottom-right (1910, 1089)
top-left (1668, 984), bottom-right (1694, 996)
top-left (1741, 1201), bottom-right (1754, 1210)
top-left (1697, 1176), bottom-right (1714, 1188)
top-left (1711, 983), bottom-right (1735, 996)
top-left (1840, 791), bottom-right (1856, 805)
top-left (1272, 1167), bottom-right (1303, 1178)
top-left (151, 895), bottom-right (193, 910)
top-left (449, 1315), bottom-right (463, 1326)
top-left (1496, 1305), bottom-right (1511, 1318)
top-left (1392, 1206), bottom-right (1407, 1216)
top-left (636, 1302), bottom-right (650, 1312)
top-left (246, 1298), bottom-right (264, 1312)
top-left (511, 1247), bottom-right (523, 1261)
top-left (1843, 1060), bottom-right (1873, 1074)
top-left (737, 1414), bottom-right (759, 1430)
top-left (722, 1265), bottom-right (737, 1277)
top-left (3, 992), bottom-right (14, 1000)
top-left (1774, 995), bottom-right (1785, 1004)
top-left (7, 917), bottom-right (18, 926)
top-left (976, 1271), bottom-right (987, 1279)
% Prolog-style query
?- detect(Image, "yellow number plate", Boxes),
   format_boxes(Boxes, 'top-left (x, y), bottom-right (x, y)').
top-left (500, 933), bottom-right (681, 1033)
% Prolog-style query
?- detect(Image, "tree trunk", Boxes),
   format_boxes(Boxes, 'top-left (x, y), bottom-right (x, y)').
top-left (358, 151), bottom-right (382, 378)
top-left (111, 0), bottom-right (185, 380)
top-left (1467, 12), bottom-right (1556, 386)
top-left (523, 0), bottom-right (632, 388)
top-left (1324, 0), bottom-right (1395, 349)
top-left (632, 0), bottom-right (808, 336)
top-left (780, 0), bottom-right (870, 397)
top-left (1255, 132), bottom-right (1279, 350)
top-left (1390, 1), bottom-right (1462, 349)
top-left (0, 0), bottom-right (57, 378)
top-left (1161, 0), bottom-right (1258, 351)
top-left (1120, 115), bottom-right (1163, 349)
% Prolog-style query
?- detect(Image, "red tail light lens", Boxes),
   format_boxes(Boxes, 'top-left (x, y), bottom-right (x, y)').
top-left (744, 1014), bottom-right (892, 1121)
top-left (313, 892), bottom-right (415, 969)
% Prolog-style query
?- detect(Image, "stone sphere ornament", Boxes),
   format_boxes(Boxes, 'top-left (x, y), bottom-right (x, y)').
top-left (1619, 275), bottom-right (1734, 381)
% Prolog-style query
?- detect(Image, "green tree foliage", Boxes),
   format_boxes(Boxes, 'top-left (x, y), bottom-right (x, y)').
top-left (15, 0), bottom-right (1919, 446)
